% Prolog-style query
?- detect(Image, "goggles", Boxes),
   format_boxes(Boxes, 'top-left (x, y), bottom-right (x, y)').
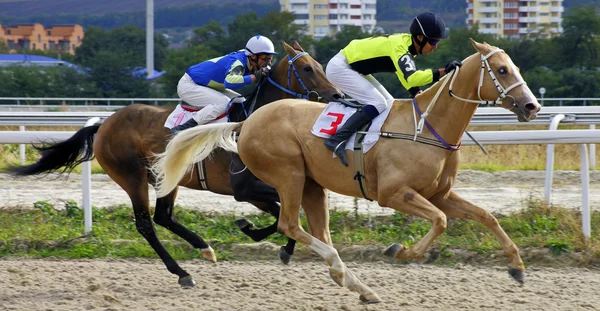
top-left (427, 38), bottom-right (440, 46)
top-left (257, 54), bottom-right (273, 61)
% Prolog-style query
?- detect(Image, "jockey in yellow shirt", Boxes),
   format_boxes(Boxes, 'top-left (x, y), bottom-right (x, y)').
top-left (324, 12), bottom-right (463, 166)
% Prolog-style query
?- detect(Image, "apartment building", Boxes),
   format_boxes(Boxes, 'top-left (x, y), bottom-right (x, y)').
top-left (466, 0), bottom-right (563, 39)
top-left (0, 23), bottom-right (84, 54)
top-left (280, 0), bottom-right (377, 40)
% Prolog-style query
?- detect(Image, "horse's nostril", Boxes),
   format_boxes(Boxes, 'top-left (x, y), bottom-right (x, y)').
top-left (333, 93), bottom-right (342, 99)
top-left (525, 103), bottom-right (540, 112)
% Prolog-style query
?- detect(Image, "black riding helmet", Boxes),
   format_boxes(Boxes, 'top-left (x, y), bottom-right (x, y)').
top-left (410, 12), bottom-right (448, 54)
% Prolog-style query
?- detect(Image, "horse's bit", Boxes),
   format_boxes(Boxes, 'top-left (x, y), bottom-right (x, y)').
top-left (267, 52), bottom-right (321, 101)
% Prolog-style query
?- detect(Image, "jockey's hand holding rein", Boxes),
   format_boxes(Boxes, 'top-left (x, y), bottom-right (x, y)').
top-left (250, 54), bottom-right (273, 82)
top-left (440, 60), bottom-right (462, 76)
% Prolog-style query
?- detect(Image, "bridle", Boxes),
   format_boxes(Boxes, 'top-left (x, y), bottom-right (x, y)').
top-left (415, 48), bottom-right (527, 135)
top-left (267, 52), bottom-right (321, 101)
top-left (448, 49), bottom-right (526, 108)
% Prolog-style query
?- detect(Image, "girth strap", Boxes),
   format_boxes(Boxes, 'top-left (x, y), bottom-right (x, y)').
top-left (353, 123), bottom-right (373, 201)
top-left (195, 160), bottom-right (208, 190)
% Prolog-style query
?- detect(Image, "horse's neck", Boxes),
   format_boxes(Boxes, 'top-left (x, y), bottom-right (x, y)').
top-left (251, 58), bottom-right (292, 111)
top-left (411, 57), bottom-right (481, 145)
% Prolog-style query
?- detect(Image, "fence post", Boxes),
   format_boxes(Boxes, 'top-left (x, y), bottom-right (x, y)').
top-left (19, 126), bottom-right (25, 164)
top-left (579, 144), bottom-right (591, 241)
top-left (591, 124), bottom-right (596, 170)
top-left (544, 114), bottom-right (565, 205)
top-left (82, 117), bottom-right (100, 235)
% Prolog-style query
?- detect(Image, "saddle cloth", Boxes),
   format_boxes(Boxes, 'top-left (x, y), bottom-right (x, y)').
top-left (164, 104), bottom-right (227, 129)
top-left (311, 102), bottom-right (393, 153)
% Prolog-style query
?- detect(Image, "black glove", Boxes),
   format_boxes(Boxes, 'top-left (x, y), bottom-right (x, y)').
top-left (444, 61), bottom-right (462, 74)
top-left (257, 66), bottom-right (270, 77)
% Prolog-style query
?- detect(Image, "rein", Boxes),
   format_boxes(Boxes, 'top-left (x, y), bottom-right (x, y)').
top-left (408, 49), bottom-right (525, 151)
top-left (267, 52), bottom-right (321, 101)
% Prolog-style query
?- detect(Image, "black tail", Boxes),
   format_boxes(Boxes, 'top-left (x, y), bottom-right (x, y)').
top-left (5, 124), bottom-right (101, 176)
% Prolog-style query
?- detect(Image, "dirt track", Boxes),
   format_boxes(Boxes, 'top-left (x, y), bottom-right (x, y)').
top-left (1, 170), bottom-right (599, 310)
top-left (0, 257), bottom-right (599, 311)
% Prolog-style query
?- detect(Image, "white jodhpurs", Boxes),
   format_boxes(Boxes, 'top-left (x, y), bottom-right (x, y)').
top-left (326, 52), bottom-right (394, 113)
top-left (177, 73), bottom-right (244, 125)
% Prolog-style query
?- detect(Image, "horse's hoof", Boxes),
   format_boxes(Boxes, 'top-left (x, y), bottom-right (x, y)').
top-left (329, 268), bottom-right (345, 287)
top-left (508, 268), bottom-right (525, 285)
top-left (179, 275), bottom-right (196, 289)
top-left (359, 292), bottom-right (382, 304)
top-left (384, 243), bottom-right (402, 258)
top-left (201, 246), bottom-right (217, 263)
top-left (234, 218), bottom-right (254, 230)
top-left (278, 246), bottom-right (292, 265)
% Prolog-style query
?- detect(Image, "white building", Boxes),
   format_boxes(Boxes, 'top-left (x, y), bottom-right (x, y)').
top-left (280, 0), bottom-right (377, 40)
top-left (466, 0), bottom-right (564, 39)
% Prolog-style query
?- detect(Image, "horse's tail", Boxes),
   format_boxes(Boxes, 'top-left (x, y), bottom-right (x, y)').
top-left (5, 124), bottom-right (101, 177)
top-left (152, 122), bottom-right (241, 197)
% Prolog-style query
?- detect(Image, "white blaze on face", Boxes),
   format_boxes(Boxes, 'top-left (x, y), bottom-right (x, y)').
top-left (508, 58), bottom-right (538, 106)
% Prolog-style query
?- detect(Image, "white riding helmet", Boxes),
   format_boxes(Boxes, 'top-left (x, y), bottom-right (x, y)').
top-left (244, 35), bottom-right (278, 56)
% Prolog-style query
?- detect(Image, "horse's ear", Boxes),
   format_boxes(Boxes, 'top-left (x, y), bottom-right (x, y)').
top-left (281, 40), bottom-right (296, 56)
top-left (292, 40), bottom-right (305, 52)
top-left (470, 38), bottom-right (485, 53)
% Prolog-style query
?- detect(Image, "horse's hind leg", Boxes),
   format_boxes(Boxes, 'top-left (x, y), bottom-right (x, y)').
top-left (153, 188), bottom-right (216, 263)
top-left (235, 201), bottom-right (296, 264)
top-left (98, 154), bottom-right (195, 288)
top-left (230, 154), bottom-right (296, 263)
top-left (430, 190), bottom-right (525, 284)
top-left (301, 178), bottom-right (381, 303)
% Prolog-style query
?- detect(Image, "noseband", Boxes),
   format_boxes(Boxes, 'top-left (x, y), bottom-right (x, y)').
top-left (267, 52), bottom-right (321, 101)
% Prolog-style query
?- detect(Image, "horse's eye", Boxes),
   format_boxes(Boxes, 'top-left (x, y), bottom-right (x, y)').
top-left (498, 66), bottom-right (507, 74)
top-left (304, 66), bottom-right (313, 73)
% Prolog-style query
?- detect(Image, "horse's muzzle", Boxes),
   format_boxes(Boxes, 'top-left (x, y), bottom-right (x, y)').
top-left (516, 101), bottom-right (542, 122)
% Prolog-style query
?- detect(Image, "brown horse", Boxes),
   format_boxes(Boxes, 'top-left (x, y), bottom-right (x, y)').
top-left (152, 39), bottom-right (541, 302)
top-left (4, 40), bottom-right (342, 288)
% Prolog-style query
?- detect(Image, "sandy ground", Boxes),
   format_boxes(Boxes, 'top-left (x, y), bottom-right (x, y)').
top-left (1, 171), bottom-right (599, 310)
top-left (1, 170), bottom-right (599, 216)
top-left (0, 258), bottom-right (599, 311)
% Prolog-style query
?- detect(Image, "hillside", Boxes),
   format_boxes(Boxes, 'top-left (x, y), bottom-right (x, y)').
top-left (0, 0), bottom-right (275, 16)
top-left (0, 0), bottom-right (594, 34)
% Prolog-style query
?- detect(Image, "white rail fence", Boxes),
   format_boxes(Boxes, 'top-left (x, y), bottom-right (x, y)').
top-left (0, 97), bottom-right (599, 109)
top-left (0, 127), bottom-right (598, 240)
top-left (0, 107), bottom-right (599, 238)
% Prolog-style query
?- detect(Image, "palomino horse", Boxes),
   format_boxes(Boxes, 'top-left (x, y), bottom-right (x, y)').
top-left (4, 41), bottom-right (342, 288)
top-left (152, 39), bottom-right (541, 302)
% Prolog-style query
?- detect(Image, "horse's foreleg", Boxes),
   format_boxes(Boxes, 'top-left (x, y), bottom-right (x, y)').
top-left (430, 190), bottom-right (525, 284)
top-left (153, 188), bottom-right (216, 263)
top-left (381, 186), bottom-right (448, 260)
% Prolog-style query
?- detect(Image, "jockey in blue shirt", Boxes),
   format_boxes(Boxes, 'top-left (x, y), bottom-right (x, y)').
top-left (171, 35), bottom-right (277, 133)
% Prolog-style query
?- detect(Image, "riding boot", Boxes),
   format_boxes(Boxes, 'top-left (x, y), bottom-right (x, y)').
top-left (324, 107), bottom-right (377, 167)
top-left (170, 118), bottom-right (198, 135)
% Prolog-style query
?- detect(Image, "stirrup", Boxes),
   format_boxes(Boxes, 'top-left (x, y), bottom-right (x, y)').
top-left (332, 140), bottom-right (349, 166)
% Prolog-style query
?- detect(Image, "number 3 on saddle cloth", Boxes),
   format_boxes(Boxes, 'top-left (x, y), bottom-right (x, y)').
top-left (311, 102), bottom-right (393, 154)
top-left (164, 103), bottom-right (235, 129)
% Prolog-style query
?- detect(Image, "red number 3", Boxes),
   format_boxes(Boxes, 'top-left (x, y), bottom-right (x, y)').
top-left (319, 112), bottom-right (345, 135)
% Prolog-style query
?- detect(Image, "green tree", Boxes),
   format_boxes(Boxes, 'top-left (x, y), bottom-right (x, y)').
top-left (0, 40), bottom-right (9, 53)
top-left (0, 66), bottom-right (97, 98)
top-left (313, 26), bottom-right (373, 64)
top-left (555, 7), bottom-right (600, 69)
top-left (74, 25), bottom-right (170, 97)
top-left (161, 45), bottom-right (220, 97)
top-left (189, 10), bottom-right (310, 57)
